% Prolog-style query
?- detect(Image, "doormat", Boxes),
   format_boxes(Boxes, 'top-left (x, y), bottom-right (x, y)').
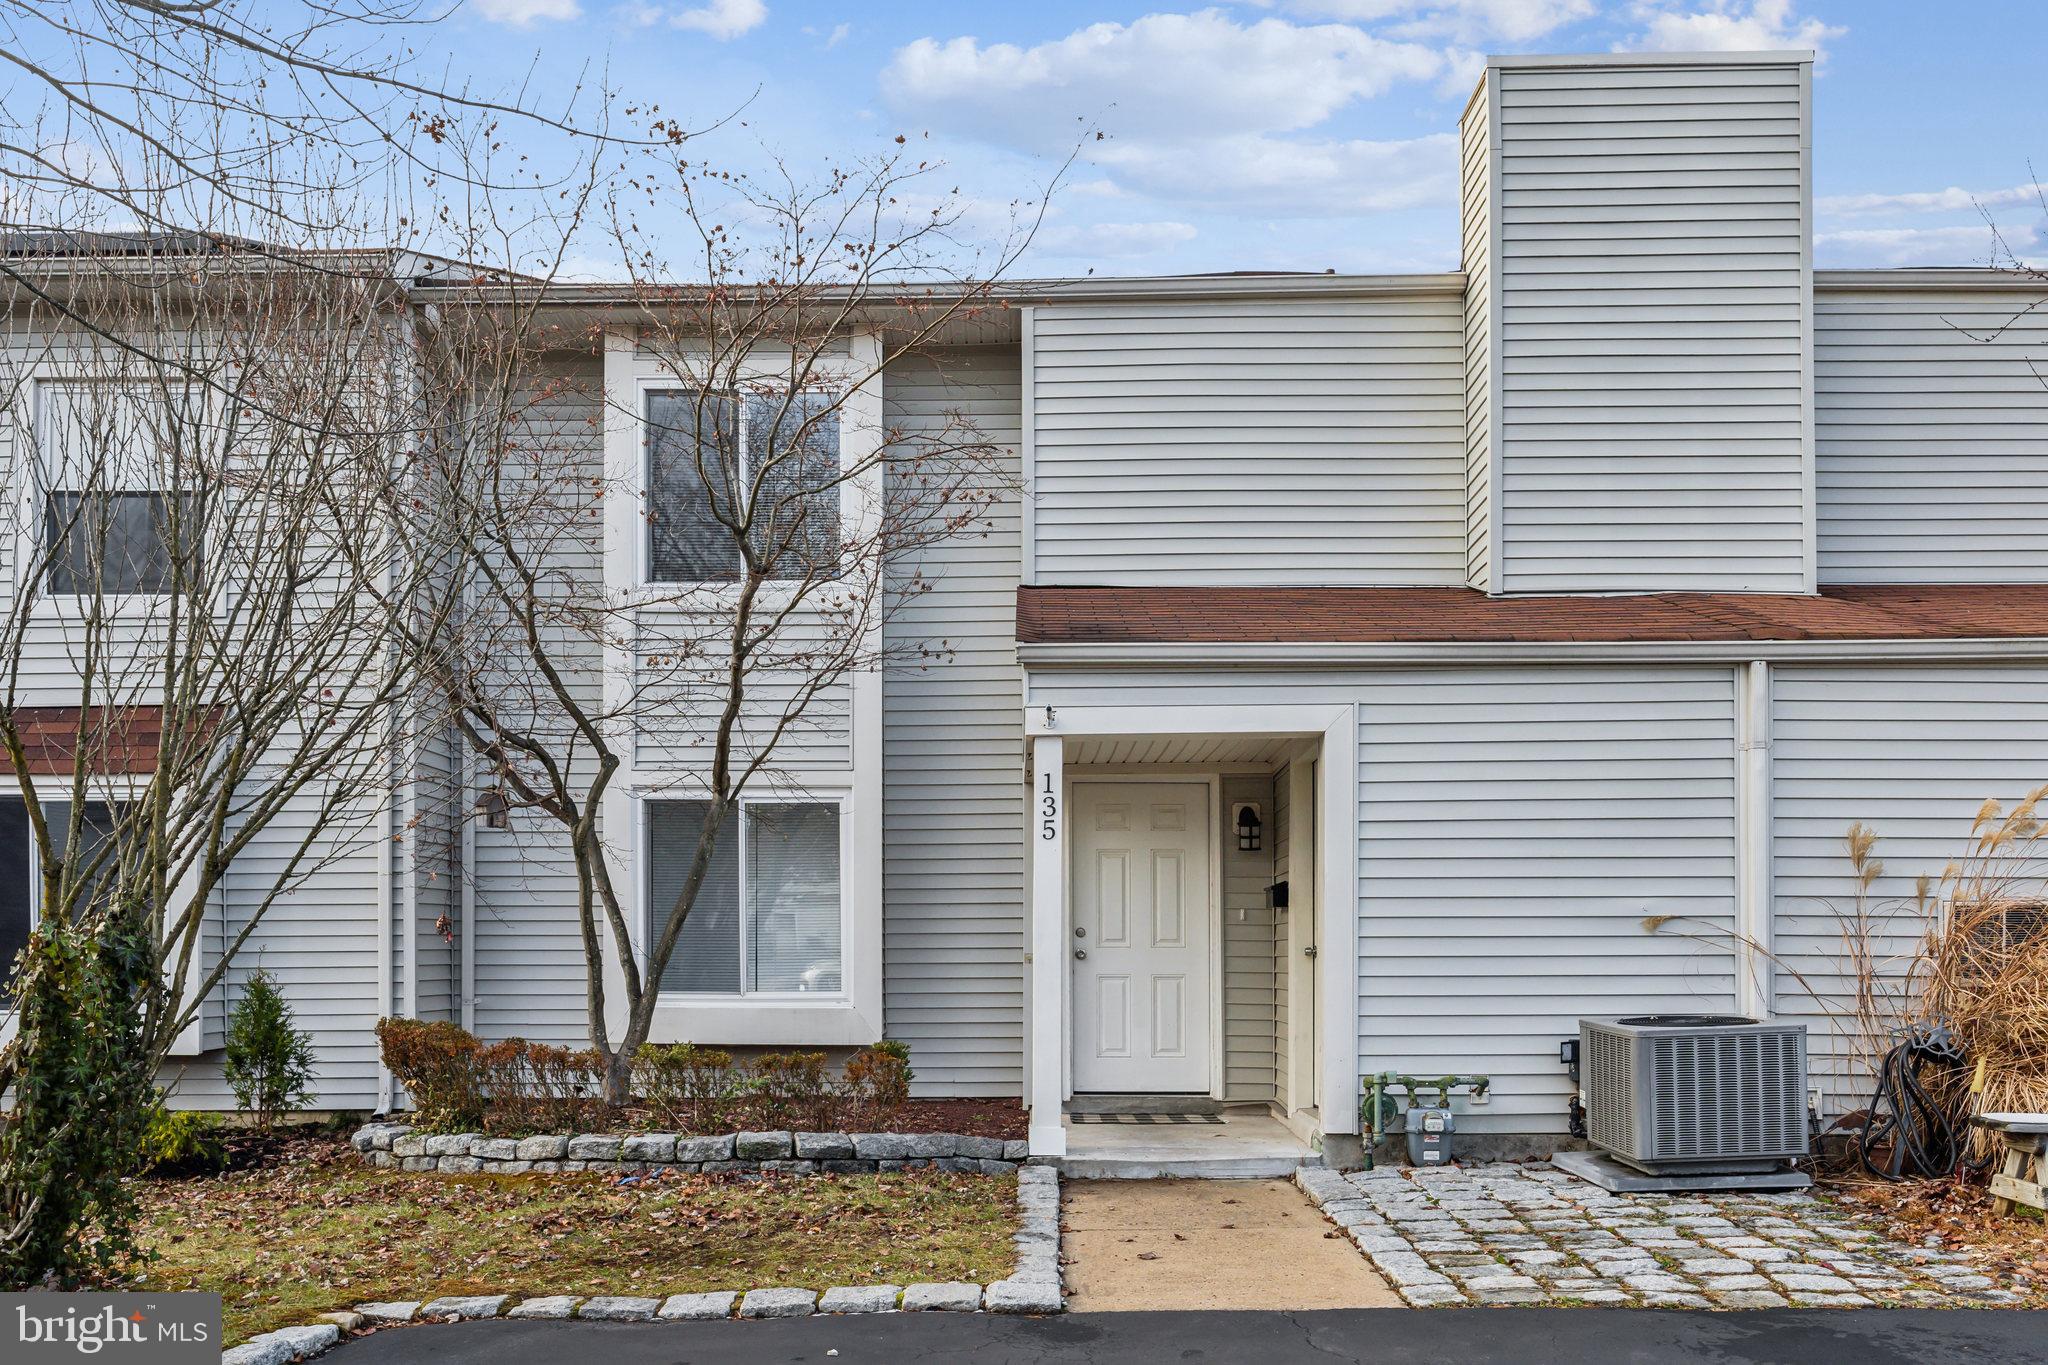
top-left (1069, 1112), bottom-right (1225, 1125)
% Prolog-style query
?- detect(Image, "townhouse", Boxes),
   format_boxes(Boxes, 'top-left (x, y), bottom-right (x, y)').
top-left (7, 50), bottom-right (2048, 1168)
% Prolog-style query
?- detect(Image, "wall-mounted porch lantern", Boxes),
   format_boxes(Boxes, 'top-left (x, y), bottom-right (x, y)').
top-left (476, 786), bottom-right (511, 830)
top-left (1234, 802), bottom-right (1262, 852)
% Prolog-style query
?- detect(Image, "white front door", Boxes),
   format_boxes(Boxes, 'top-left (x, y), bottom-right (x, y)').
top-left (1071, 781), bottom-right (1212, 1094)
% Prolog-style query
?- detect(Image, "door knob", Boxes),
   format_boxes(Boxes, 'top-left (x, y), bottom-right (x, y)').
top-left (1074, 949), bottom-right (1088, 960)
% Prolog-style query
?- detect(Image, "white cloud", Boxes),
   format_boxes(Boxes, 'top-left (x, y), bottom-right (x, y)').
top-left (881, 11), bottom-right (1452, 217)
top-left (670, 0), bottom-right (766, 40)
top-left (1820, 182), bottom-right (2048, 219)
top-left (883, 12), bottom-right (1441, 148)
top-left (1814, 223), bottom-right (2034, 269)
top-left (1623, 1), bottom-right (1844, 62)
top-left (1097, 131), bottom-right (1459, 215)
top-left (472, 0), bottom-right (581, 25)
top-left (1263, 1), bottom-right (1596, 44)
top-left (1035, 219), bottom-right (1200, 260)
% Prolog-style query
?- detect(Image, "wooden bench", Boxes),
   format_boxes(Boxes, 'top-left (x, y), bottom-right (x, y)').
top-left (1975, 1113), bottom-right (2048, 1216)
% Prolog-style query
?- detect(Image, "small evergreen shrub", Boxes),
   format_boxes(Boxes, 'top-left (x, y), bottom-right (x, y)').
top-left (0, 915), bottom-right (155, 1286)
top-left (137, 1104), bottom-right (226, 1176)
top-left (223, 969), bottom-right (317, 1128)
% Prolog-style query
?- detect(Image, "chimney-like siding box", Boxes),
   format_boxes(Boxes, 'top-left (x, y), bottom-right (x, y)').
top-left (1461, 51), bottom-right (1816, 597)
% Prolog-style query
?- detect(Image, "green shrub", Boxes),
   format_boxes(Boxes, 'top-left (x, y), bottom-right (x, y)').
top-left (137, 1104), bottom-right (226, 1176)
top-left (634, 1043), bottom-right (740, 1133)
top-left (223, 969), bottom-right (317, 1128)
top-left (375, 1018), bottom-right (485, 1132)
top-left (0, 915), bottom-right (155, 1286)
top-left (751, 1050), bottom-right (833, 1132)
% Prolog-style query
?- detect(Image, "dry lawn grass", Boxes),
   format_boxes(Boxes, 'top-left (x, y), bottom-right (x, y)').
top-left (125, 1142), bottom-right (1018, 1344)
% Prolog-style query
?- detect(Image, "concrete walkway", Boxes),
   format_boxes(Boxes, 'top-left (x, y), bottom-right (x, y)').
top-left (321, 1310), bottom-right (2048, 1365)
top-left (1062, 1178), bottom-right (1402, 1311)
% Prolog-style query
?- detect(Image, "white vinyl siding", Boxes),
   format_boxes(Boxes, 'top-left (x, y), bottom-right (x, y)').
top-left (1271, 763), bottom-right (1292, 1092)
top-left (1222, 771), bottom-right (1277, 1102)
top-left (470, 353), bottom-right (606, 1048)
top-left (1487, 57), bottom-right (1812, 593)
top-left (880, 349), bottom-right (1025, 1094)
top-left (1815, 284), bottom-right (2048, 582)
top-left (1028, 297), bottom-right (1468, 587)
top-left (1461, 73), bottom-right (1497, 591)
top-left (1769, 664), bottom-right (2048, 1111)
top-left (1026, 664), bottom-right (1743, 1132)
top-left (1355, 667), bottom-right (1740, 1129)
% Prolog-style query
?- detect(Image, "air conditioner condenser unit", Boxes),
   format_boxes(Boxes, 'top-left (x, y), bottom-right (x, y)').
top-left (1579, 1015), bottom-right (1808, 1176)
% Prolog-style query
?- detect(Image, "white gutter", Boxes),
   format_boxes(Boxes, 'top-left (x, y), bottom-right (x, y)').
top-left (1016, 636), bottom-right (2048, 667)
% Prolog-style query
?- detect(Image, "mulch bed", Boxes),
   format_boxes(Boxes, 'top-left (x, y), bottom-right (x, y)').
top-left (1830, 1171), bottom-right (2048, 1298)
top-left (584, 1097), bottom-right (1030, 1141)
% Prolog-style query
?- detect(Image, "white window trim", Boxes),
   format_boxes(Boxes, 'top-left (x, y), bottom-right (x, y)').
top-left (597, 326), bottom-right (886, 1047)
top-left (639, 789), bottom-right (854, 1003)
top-left (637, 385), bottom-right (847, 595)
top-left (17, 372), bottom-right (221, 621)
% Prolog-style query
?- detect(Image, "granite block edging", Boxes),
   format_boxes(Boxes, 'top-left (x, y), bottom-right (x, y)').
top-left (218, 1166), bottom-right (1064, 1361)
top-left (353, 1122), bottom-right (1030, 1178)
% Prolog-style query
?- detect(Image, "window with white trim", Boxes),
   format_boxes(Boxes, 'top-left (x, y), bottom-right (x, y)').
top-left (35, 382), bottom-right (198, 597)
top-left (645, 390), bottom-right (840, 583)
top-left (648, 799), bottom-right (843, 996)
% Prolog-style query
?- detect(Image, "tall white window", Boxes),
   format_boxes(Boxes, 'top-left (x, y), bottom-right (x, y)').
top-left (644, 390), bottom-right (840, 583)
top-left (648, 799), bottom-right (843, 995)
top-left (35, 383), bottom-right (197, 597)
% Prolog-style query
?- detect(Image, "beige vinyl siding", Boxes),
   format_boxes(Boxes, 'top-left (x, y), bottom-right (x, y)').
top-left (1815, 284), bottom-right (2048, 582)
top-left (880, 348), bottom-right (1025, 1094)
top-left (1488, 57), bottom-right (1812, 593)
top-left (1221, 771), bottom-right (1278, 1102)
top-left (1770, 664), bottom-right (2048, 1112)
top-left (1029, 297), bottom-right (1467, 586)
top-left (1461, 72), bottom-right (1497, 591)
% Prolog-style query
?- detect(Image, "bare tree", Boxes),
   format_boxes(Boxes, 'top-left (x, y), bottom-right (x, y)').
top-left (399, 146), bottom-right (1053, 1098)
top-left (0, 224), bottom-right (446, 1274)
top-left (0, 230), bottom-right (449, 1052)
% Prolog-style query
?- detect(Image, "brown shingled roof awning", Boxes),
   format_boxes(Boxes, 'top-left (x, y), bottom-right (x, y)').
top-left (1016, 584), bottom-right (2048, 646)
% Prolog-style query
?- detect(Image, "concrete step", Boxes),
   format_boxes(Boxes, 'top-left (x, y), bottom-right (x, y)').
top-left (1060, 1152), bottom-right (1312, 1180)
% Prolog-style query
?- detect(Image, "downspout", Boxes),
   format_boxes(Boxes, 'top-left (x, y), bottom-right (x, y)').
top-left (1735, 660), bottom-right (1774, 1020)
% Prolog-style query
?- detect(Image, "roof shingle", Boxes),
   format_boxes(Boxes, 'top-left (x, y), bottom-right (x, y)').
top-left (1016, 584), bottom-right (2048, 646)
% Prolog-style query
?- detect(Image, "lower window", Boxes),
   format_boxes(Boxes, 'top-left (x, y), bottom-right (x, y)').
top-left (0, 797), bottom-right (117, 996)
top-left (648, 800), bottom-right (842, 995)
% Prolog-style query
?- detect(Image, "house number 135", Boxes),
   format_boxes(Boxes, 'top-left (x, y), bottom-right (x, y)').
top-left (1040, 774), bottom-right (1059, 840)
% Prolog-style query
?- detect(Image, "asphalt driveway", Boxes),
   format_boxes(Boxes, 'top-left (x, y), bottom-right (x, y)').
top-left (324, 1308), bottom-right (2048, 1364)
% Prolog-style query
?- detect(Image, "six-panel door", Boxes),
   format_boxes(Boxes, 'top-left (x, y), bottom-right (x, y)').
top-left (1070, 781), bottom-right (1213, 1094)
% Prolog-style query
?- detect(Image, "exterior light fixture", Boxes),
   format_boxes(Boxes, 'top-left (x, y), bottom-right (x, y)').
top-left (477, 787), bottom-right (510, 830)
top-left (1235, 802), bottom-right (1262, 852)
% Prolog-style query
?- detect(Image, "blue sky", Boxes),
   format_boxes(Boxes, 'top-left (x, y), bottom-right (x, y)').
top-left (440, 1), bottom-right (2047, 276)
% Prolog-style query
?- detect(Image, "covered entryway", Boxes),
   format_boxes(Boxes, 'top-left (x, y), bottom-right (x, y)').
top-left (1023, 703), bottom-right (1361, 1168)
top-left (1070, 780), bottom-right (1213, 1094)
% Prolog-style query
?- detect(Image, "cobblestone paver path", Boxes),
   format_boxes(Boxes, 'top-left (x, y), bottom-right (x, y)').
top-left (1298, 1162), bottom-right (2027, 1309)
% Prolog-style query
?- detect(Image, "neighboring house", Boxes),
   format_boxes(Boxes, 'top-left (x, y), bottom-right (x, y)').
top-left (8, 50), bottom-right (2048, 1165)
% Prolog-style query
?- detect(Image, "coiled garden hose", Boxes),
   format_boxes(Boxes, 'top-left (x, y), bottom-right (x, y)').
top-left (1858, 1025), bottom-right (1984, 1181)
